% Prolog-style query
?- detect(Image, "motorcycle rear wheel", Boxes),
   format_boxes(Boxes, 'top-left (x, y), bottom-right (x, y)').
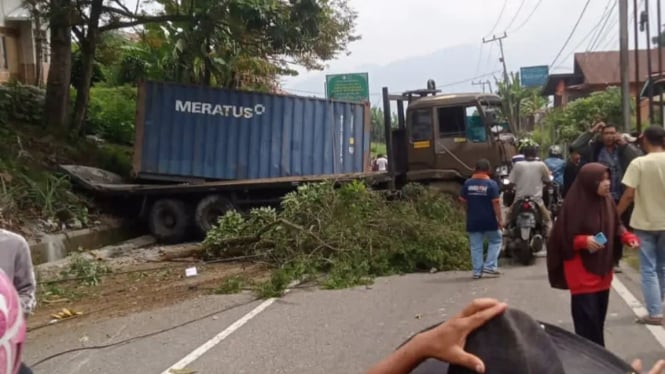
top-left (516, 239), bottom-right (535, 266)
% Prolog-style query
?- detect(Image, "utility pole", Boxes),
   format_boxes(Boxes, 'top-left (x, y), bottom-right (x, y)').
top-left (472, 80), bottom-right (486, 92)
top-left (472, 80), bottom-right (493, 93)
top-left (483, 33), bottom-right (510, 85)
top-left (483, 33), bottom-right (515, 130)
top-left (658, 0), bottom-right (664, 126)
top-left (641, 1), bottom-right (655, 123)
top-left (634, 0), bottom-right (642, 132)
top-left (619, 0), bottom-right (630, 132)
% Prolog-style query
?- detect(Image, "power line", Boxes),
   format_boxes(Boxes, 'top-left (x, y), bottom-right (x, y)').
top-left (504, 0), bottom-right (528, 31)
top-left (474, 43), bottom-right (485, 76)
top-left (588, 0), bottom-right (619, 51)
top-left (486, 0), bottom-right (509, 38)
top-left (484, 42), bottom-right (496, 70)
top-left (554, 21), bottom-right (604, 69)
top-left (283, 71), bottom-right (504, 96)
top-left (587, 0), bottom-right (618, 51)
top-left (509, 0), bottom-right (544, 33)
top-left (439, 71), bottom-right (503, 88)
top-left (550, 0), bottom-right (593, 67)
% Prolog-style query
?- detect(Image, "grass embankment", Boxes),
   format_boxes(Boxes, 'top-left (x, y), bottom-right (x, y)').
top-left (0, 83), bottom-right (133, 237)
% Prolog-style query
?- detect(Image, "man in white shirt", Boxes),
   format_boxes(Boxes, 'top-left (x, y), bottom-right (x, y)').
top-left (375, 154), bottom-right (388, 172)
top-left (618, 125), bottom-right (665, 325)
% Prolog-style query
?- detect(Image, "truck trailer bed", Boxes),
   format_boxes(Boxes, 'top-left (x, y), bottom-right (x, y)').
top-left (59, 165), bottom-right (391, 196)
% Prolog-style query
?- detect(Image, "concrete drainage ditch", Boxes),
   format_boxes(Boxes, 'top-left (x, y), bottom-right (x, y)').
top-left (29, 220), bottom-right (145, 265)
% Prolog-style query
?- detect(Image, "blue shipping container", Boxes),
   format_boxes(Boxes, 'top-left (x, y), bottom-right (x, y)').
top-left (132, 81), bottom-right (372, 181)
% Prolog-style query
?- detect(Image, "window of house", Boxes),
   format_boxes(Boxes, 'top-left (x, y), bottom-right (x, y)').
top-left (0, 37), bottom-right (7, 70)
top-left (437, 105), bottom-right (487, 142)
top-left (409, 109), bottom-right (433, 142)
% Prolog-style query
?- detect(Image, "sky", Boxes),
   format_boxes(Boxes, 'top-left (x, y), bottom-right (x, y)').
top-left (281, 0), bottom-right (665, 95)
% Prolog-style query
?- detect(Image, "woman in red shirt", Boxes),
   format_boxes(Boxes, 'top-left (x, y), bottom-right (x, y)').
top-left (546, 162), bottom-right (639, 347)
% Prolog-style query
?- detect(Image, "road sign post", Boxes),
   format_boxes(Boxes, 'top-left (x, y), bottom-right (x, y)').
top-left (325, 73), bottom-right (370, 102)
top-left (519, 66), bottom-right (549, 88)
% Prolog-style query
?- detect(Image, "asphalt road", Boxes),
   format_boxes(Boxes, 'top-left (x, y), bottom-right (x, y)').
top-left (24, 257), bottom-right (665, 374)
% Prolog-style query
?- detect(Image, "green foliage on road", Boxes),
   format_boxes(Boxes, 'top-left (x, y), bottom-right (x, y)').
top-left (204, 181), bottom-right (470, 297)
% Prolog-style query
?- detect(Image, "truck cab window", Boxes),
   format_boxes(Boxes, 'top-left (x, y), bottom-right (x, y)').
top-left (437, 106), bottom-right (487, 142)
top-left (465, 106), bottom-right (487, 143)
top-left (409, 109), bottom-right (433, 142)
top-left (437, 106), bottom-right (465, 137)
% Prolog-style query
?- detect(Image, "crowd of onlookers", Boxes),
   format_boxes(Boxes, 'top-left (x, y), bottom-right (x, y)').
top-left (364, 122), bottom-right (665, 373)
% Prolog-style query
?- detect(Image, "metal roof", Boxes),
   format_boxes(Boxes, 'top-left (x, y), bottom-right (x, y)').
top-left (574, 49), bottom-right (665, 85)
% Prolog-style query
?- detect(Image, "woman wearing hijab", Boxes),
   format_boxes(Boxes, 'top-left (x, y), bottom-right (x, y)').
top-left (546, 163), bottom-right (639, 347)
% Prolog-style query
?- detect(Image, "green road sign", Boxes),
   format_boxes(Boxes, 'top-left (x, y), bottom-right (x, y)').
top-left (325, 73), bottom-right (370, 102)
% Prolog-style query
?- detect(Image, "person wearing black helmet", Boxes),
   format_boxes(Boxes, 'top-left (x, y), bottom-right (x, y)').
top-left (506, 139), bottom-right (553, 248)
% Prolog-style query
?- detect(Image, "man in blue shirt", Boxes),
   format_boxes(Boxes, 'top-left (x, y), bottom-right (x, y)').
top-left (544, 145), bottom-right (565, 186)
top-left (459, 159), bottom-right (503, 279)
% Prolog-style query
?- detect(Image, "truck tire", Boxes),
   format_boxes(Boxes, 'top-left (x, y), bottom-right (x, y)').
top-left (195, 195), bottom-right (234, 234)
top-left (148, 199), bottom-right (193, 244)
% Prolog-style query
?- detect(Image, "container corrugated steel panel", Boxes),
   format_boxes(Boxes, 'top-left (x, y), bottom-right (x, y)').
top-left (132, 81), bottom-right (371, 181)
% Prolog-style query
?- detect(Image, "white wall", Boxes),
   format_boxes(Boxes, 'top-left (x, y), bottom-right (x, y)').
top-left (0, 0), bottom-right (25, 27)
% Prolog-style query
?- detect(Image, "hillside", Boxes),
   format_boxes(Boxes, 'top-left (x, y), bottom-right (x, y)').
top-left (0, 83), bottom-right (133, 239)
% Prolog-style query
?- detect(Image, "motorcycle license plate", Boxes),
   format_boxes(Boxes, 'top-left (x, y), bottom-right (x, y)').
top-left (517, 214), bottom-right (536, 228)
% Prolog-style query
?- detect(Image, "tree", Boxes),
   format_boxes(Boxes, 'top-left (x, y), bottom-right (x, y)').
top-left (495, 72), bottom-right (532, 134)
top-left (149, 0), bottom-right (359, 89)
top-left (43, 0), bottom-right (73, 133)
top-left (541, 87), bottom-right (624, 144)
top-left (43, 0), bottom-right (358, 135)
top-left (370, 106), bottom-right (398, 144)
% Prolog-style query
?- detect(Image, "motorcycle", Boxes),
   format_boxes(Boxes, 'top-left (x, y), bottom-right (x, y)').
top-left (543, 181), bottom-right (562, 220)
top-left (500, 179), bottom-right (545, 266)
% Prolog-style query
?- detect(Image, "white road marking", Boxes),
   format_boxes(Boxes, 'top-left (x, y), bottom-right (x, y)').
top-left (611, 276), bottom-right (665, 349)
top-left (160, 281), bottom-right (299, 374)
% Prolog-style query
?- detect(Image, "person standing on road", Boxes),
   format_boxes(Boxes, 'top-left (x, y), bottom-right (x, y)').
top-left (374, 154), bottom-right (388, 172)
top-left (459, 159), bottom-right (503, 280)
top-left (570, 121), bottom-right (642, 273)
top-left (617, 125), bottom-right (665, 326)
top-left (546, 163), bottom-right (639, 347)
top-left (0, 229), bottom-right (36, 319)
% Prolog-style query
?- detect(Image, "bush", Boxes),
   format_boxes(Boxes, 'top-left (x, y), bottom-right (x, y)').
top-left (0, 83), bottom-right (45, 126)
top-left (87, 86), bottom-right (137, 145)
top-left (204, 181), bottom-right (470, 297)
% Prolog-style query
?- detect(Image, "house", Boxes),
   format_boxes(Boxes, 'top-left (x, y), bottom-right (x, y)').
top-left (0, 0), bottom-right (49, 85)
top-left (542, 49), bottom-right (665, 121)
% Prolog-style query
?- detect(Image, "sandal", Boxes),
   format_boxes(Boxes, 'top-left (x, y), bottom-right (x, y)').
top-left (635, 316), bottom-right (663, 325)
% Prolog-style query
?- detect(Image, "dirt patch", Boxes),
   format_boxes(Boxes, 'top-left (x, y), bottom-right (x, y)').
top-left (30, 250), bottom-right (270, 332)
